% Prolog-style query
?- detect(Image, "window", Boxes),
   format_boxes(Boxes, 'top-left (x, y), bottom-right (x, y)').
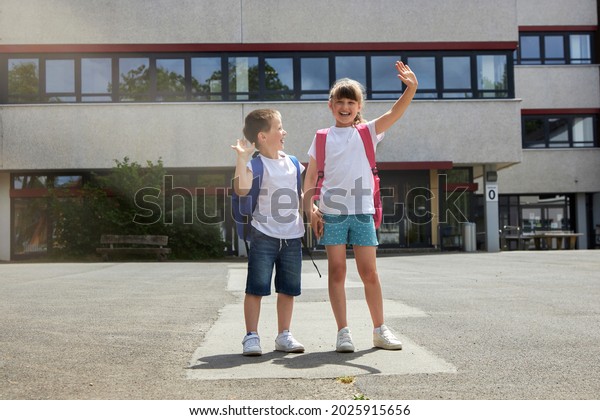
top-left (371, 55), bottom-right (402, 99)
top-left (516, 32), bottom-right (594, 65)
top-left (156, 58), bottom-right (186, 101)
top-left (46, 59), bottom-right (76, 102)
top-left (13, 197), bottom-right (49, 256)
top-left (570, 34), bottom-right (592, 64)
top-left (477, 55), bottom-right (508, 98)
top-left (119, 57), bottom-right (150, 101)
top-left (522, 114), bottom-right (598, 148)
top-left (13, 175), bottom-right (48, 190)
top-left (10, 173), bottom-right (85, 258)
top-left (82, 58), bottom-right (112, 102)
top-left (228, 56), bottom-right (259, 100)
top-left (300, 57), bottom-right (330, 99)
top-left (442, 56), bottom-right (472, 98)
top-left (335, 56), bottom-right (366, 86)
top-left (544, 36), bottom-right (565, 64)
top-left (264, 57), bottom-right (294, 100)
top-left (519, 35), bottom-right (541, 64)
top-left (191, 57), bottom-right (222, 101)
top-left (2, 50), bottom-right (514, 104)
top-left (406, 56), bottom-right (436, 99)
top-left (8, 58), bottom-right (39, 103)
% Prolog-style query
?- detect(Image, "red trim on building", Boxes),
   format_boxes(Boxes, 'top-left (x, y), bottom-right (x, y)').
top-left (518, 25), bottom-right (598, 32)
top-left (443, 183), bottom-right (479, 192)
top-left (299, 162), bottom-right (454, 171)
top-left (0, 42), bottom-right (518, 54)
top-left (378, 161), bottom-right (453, 170)
top-left (522, 108), bottom-right (600, 115)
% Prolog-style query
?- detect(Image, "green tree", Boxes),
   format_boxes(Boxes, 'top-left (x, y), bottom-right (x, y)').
top-left (8, 61), bottom-right (39, 101)
top-left (51, 157), bottom-right (225, 259)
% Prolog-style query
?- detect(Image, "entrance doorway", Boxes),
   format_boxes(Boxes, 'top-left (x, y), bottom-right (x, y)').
top-left (378, 170), bottom-right (432, 248)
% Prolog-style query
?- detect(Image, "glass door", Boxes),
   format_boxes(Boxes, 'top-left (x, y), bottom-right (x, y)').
top-left (378, 170), bottom-right (431, 247)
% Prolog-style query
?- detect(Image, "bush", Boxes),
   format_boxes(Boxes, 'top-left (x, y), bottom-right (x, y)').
top-left (50, 157), bottom-right (226, 259)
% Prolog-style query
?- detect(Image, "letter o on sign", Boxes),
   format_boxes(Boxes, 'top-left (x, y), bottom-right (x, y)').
top-left (486, 185), bottom-right (498, 202)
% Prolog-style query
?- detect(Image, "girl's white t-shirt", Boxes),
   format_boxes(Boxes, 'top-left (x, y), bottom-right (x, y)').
top-left (247, 152), bottom-right (306, 239)
top-left (307, 120), bottom-right (384, 215)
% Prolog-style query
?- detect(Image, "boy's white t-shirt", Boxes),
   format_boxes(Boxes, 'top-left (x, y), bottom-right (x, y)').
top-left (247, 152), bottom-right (306, 239)
top-left (308, 120), bottom-right (384, 215)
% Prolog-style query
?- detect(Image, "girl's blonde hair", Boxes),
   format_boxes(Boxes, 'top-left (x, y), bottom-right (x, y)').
top-left (329, 78), bottom-right (367, 125)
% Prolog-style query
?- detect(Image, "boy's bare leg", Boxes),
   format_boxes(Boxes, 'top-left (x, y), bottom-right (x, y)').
top-left (326, 244), bottom-right (349, 331)
top-left (244, 294), bottom-right (262, 333)
top-left (276, 293), bottom-right (294, 333)
top-left (354, 245), bottom-right (384, 328)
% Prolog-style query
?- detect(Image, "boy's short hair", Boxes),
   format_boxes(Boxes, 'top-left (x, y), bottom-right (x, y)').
top-left (243, 109), bottom-right (280, 146)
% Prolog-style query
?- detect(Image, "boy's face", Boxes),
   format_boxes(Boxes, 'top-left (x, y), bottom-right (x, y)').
top-left (260, 115), bottom-right (287, 152)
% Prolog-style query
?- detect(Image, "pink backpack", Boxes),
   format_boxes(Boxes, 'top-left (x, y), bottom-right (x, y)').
top-left (314, 123), bottom-right (382, 229)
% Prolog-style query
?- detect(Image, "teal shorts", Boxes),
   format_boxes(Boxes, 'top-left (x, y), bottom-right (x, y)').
top-left (319, 214), bottom-right (379, 247)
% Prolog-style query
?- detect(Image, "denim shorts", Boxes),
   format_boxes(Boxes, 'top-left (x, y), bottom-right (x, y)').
top-left (319, 214), bottom-right (379, 247)
top-left (246, 227), bottom-right (302, 297)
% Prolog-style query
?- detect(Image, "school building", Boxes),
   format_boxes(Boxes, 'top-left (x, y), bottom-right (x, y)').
top-left (0, 0), bottom-right (598, 260)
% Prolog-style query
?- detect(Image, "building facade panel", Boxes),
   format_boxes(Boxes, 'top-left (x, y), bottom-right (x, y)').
top-left (515, 66), bottom-right (600, 109)
top-left (0, 100), bottom-right (522, 171)
top-left (242, 0), bottom-right (518, 44)
top-left (0, 173), bottom-right (9, 261)
top-left (499, 149), bottom-right (600, 194)
top-left (372, 100), bottom-right (522, 165)
top-left (0, 104), bottom-right (242, 170)
top-left (0, 0), bottom-right (242, 44)
top-left (517, 0), bottom-right (598, 26)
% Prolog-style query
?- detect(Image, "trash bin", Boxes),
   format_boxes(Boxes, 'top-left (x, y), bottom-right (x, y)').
top-left (463, 222), bottom-right (476, 252)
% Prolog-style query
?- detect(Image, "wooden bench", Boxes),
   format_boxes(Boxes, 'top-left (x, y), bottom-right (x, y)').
top-left (96, 235), bottom-right (171, 261)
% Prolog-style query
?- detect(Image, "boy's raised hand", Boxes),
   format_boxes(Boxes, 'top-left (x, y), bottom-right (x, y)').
top-left (396, 61), bottom-right (418, 89)
top-left (231, 138), bottom-right (255, 159)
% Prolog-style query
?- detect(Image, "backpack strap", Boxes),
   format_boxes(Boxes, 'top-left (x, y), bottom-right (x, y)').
top-left (248, 156), bottom-right (264, 212)
top-left (314, 128), bottom-right (329, 200)
top-left (241, 157), bottom-right (264, 254)
top-left (287, 155), bottom-right (302, 198)
top-left (356, 124), bottom-right (377, 172)
top-left (356, 123), bottom-right (382, 229)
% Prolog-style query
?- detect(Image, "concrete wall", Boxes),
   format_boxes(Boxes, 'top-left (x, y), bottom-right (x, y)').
top-left (515, 66), bottom-right (600, 109)
top-left (499, 149), bottom-right (600, 194)
top-left (517, 0), bottom-right (598, 26)
top-left (0, 0), bottom-right (517, 45)
top-left (0, 173), bottom-right (10, 261)
top-left (242, 0), bottom-right (518, 43)
top-left (0, 100), bottom-right (522, 171)
top-left (0, 0), bottom-right (243, 44)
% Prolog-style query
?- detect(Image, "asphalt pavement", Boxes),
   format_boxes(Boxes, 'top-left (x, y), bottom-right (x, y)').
top-left (0, 250), bottom-right (599, 400)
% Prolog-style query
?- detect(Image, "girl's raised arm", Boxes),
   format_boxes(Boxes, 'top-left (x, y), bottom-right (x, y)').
top-left (374, 61), bottom-right (418, 135)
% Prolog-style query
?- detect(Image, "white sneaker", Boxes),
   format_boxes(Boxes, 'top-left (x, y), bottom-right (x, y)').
top-left (242, 333), bottom-right (262, 356)
top-left (336, 327), bottom-right (355, 353)
top-left (373, 324), bottom-right (402, 350)
top-left (275, 331), bottom-right (305, 353)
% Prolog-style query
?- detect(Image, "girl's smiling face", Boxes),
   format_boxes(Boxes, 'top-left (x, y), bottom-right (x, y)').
top-left (329, 97), bottom-right (363, 127)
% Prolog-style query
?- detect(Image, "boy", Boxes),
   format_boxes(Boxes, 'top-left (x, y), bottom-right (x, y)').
top-left (231, 109), bottom-right (305, 356)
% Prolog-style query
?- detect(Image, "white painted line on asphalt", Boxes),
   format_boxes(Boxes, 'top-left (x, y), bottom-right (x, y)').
top-left (187, 297), bottom-right (456, 380)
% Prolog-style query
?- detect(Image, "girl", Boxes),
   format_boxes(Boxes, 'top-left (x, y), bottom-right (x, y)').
top-left (303, 61), bottom-right (418, 352)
